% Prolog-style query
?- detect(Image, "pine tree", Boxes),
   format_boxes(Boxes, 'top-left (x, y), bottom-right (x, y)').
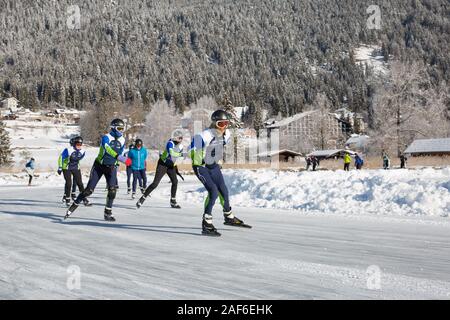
top-left (0, 121), bottom-right (13, 166)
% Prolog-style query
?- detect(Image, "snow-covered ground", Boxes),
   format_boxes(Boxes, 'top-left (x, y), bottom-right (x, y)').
top-left (182, 168), bottom-right (450, 217)
top-left (4, 119), bottom-right (98, 171)
top-left (354, 44), bottom-right (389, 76)
top-left (1, 168), bottom-right (450, 299)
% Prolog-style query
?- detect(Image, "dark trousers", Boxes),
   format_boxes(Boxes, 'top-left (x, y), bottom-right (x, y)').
top-left (126, 166), bottom-right (133, 189)
top-left (132, 169), bottom-right (147, 192)
top-left (28, 174), bottom-right (33, 185)
top-left (63, 169), bottom-right (85, 198)
top-left (76, 161), bottom-right (117, 209)
top-left (344, 163), bottom-right (350, 171)
top-left (193, 164), bottom-right (231, 215)
top-left (143, 160), bottom-right (178, 199)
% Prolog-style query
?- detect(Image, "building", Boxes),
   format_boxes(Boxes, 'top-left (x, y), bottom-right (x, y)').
top-left (404, 138), bottom-right (450, 156)
top-left (265, 110), bottom-right (345, 153)
top-left (345, 134), bottom-right (370, 152)
top-left (1, 97), bottom-right (19, 112)
top-left (181, 108), bottom-right (213, 135)
top-left (257, 149), bottom-right (303, 163)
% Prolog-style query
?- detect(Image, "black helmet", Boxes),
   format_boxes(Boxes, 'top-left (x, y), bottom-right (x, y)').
top-left (135, 138), bottom-right (143, 147)
top-left (211, 110), bottom-right (230, 122)
top-left (31, 158), bottom-right (35, 161)
top-left (72, 136), bottom-right (83, 146)
top-left (69, 137), bottom-right (74, 146)
top-left (110, 118), bottom-right (125, 127)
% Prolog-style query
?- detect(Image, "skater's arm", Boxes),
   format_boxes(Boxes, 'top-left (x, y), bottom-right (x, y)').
top-left (58, 148), bottom-right (69, 169)
top-left (101, 135), bottom-right (119, 158)
top-left (167, 141), bottom-right (183, 158)
top-left (189, 134), bottom-right (206, 166)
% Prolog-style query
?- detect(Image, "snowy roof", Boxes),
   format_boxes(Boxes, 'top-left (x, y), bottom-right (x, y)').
top-left (307, 149), bottom-right (356, 158)
top-left (346, 135), bottom-right (370, 146)
top-left (257, 149), bottom-right (303, 157)
top-left (404, 138), bottom-right (450, 155)
top-left (266, 110), bottom-right (319, 129)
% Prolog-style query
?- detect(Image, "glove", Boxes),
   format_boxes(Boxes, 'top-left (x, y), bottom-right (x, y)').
top-left (57, 168), bottom-right (62, 175)
top-left (117, 155), bottom-right (132, 166)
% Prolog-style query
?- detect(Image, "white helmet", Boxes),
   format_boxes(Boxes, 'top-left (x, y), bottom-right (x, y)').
top-left (171, 129), bottom-right (184, 142)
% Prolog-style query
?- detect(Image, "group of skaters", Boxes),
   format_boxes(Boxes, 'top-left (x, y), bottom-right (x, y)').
top-left (304, 151), bottom-right (408, 171)
top-left (53, 110), bottom-right (249, 236)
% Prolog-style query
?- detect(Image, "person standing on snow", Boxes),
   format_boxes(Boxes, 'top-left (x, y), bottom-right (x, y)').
top-left (311, 156), bottom-right (319, 171)
top-left (355, 153), bottom-right (364, 170)
top-left (136, 129), bottom-right (185, 209)
top-left (25, 158), bottom-right (35, 186)
top-left (57, 136), bottom-right (91, 207)
top-left (188, 110), bottom-right (251, 236)
top-left (65, 119), bottom-right (131, 221)
top-left (400, 154), bottom-right (407, 169)
top-left (343, 152), bottom-right (351, 171)
top-left (305, 156), bottom-right (311, 171)
top-left (124, 143), bottom-right (135, 194)
top-left (128, 138), bottom-right (148, 199)
top-left (383, 153), bottom-right (390, 170)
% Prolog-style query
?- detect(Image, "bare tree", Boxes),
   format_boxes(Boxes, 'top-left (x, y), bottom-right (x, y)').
top-left (371, 62), bottom-right (450, 156)
top-left (140, 99), bottom-right (182, 150)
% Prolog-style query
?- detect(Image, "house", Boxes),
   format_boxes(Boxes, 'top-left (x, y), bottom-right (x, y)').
top-left (181, 108), bottom-right (213, 134)
top-left (404, 138), bottom-right (450, 156)
top-left (345, 134), bottom-right (370, 151)
top-left (257, 149), bottom-right (303, 163)
top-left (1, 97), bottom-right (19, 113)
top-left (265, 110), bottom-right (345, 153)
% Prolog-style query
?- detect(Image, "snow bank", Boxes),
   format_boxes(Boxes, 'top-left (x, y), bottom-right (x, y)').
top-left (181, 168), bottom-right (450, 217)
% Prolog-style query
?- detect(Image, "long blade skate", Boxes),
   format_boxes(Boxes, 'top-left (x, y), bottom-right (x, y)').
top-left (224, 216), bottom-right (252, 228)
top-left (64, 203), bottom-right (79, 220)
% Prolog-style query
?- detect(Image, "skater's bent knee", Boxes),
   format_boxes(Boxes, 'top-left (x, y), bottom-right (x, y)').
top-left (107, 187), bottom-right (117, 200)
top-left (83, 188), bottom-right (94, 197)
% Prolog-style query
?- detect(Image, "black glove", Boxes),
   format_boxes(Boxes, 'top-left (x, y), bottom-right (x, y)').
top-left (57, 168), bottom-right (62, 175)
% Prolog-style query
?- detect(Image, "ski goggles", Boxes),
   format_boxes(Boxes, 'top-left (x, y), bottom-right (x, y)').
top-left (75, 142), bottom-right (82, 147)
top-left (216, 120), bottom-right (230, 128)
top-left (173, 136), bottom-right (183, 142)
top-left (112, 126), bottom-right (125, 132)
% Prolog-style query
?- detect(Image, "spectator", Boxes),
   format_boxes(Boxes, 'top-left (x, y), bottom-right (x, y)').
top-left (343, 152), bottom-right (351, 171)
top-left (400, 154), bottom-right (407, 169)
top-left (355, 153), bottom-right (364, 170)
top-left (383, 153), bottom-right (390, 170)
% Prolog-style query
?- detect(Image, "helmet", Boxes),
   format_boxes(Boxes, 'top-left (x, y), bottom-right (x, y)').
top-left (135, 138), bottom-right (143, 147)
top-left (211, 110), bottom-right (229, 122)
top-left (72, 136), bottom-right (83, 146)
top-left (110, 118), bottom-right (125, 136)
top-left (31, 158), bottom-right (35, 161)
top-left (171, 129), bottom-right (184, 143)
top-left (211, 110), bottom-right (231, 129)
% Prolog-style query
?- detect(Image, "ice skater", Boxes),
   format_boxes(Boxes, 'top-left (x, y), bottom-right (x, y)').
top-left (65, 119), bottom-right (131, 221)
top-left (57, 136), bottom-right (91, 207)
top-left (136, 130), bottom-right (185, 209)
top-left (25, 157), bottom-right (35, 186)
top-left (189, 110), bottom-right (251, 236)
top-left (124, 143), bottom-right (135, 194)
top-left (128, 138), bottom-right (148, 199)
